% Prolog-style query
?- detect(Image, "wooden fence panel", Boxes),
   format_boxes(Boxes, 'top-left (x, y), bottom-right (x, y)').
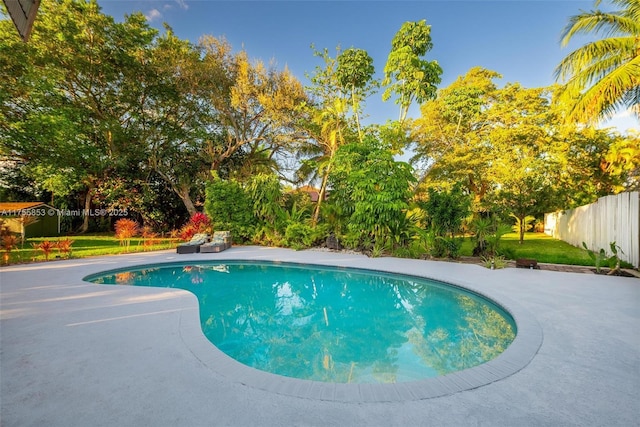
top-left (544, 191), bottom-right (639, 268)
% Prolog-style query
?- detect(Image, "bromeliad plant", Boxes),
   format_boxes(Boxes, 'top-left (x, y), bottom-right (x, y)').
top-left (114, 218), bottom-right (139, 249)
top-left (179, 212), bottom-right (213, 241)
top-left (56, 237), bottom-right (74, 259)
top-left (32, 240), bottom-right (55, 261)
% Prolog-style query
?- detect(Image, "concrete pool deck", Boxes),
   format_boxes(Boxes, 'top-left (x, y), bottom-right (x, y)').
top-left (1, 246), bottom-right (638, 426)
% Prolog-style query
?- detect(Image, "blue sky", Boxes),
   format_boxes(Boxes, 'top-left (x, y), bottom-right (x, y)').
top-left (98, 0), bottom-right (637, 133)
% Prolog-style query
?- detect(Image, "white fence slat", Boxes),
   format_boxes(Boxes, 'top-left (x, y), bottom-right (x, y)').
top-left (544, 191), bottom-right (640, 268)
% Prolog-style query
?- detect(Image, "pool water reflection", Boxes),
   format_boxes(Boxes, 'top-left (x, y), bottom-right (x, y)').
top-left (88, 261), bottom-right (516, 384)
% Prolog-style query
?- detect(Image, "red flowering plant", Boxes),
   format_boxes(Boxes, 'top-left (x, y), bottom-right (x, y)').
top-left (179, 212), bottom-right (212, 241)
top-left (55, 237), bottom-right (74, 259)
top-left (114, 218), bottom-right (139, 249)
top-left (32, 240), bottom-right (55, 261)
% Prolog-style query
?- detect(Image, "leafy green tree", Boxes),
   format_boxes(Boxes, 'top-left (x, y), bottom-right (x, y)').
top-left (296, 47), bottom-right (356, 225)
top-left (412, 67), bottom-right (501, 202)
top-left (200, 36), bottom-right (308, 178)
top-left (328, 137), bottom-right (416, 251)
top-left (555, 0), bottom-right (640, 123)
top-left (335, 47), bottom-right (376, 141)
top-left (601, 131), bottom-right (640, 191)
top-left (1, 0), bottom-right (156, 231)
top-left (142, 27), bottom-right (214, 215)
top-left (383, 20), bottom-right (442, 123)
top-left (412, 68), bottom-right (633, 217)
top-left (551, 126), bottom-right (634, 206)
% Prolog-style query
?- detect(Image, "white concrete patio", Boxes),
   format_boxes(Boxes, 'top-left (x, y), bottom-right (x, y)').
top-left (1, 246), bottom-right (638, 426)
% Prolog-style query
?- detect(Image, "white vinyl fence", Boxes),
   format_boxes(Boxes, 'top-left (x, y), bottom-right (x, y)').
top-left (544, 191), bottom-right (639, 268)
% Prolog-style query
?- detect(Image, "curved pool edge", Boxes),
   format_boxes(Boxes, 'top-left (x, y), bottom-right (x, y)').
top-left (84, 254), bottom-right (543, 403)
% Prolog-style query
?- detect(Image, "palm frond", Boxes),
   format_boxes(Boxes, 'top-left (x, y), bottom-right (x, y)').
top-left (560, 11), bottom-right (639, 46)
top-left (555, 36), bottom-right (635, 83)
top-left (563, 54), bottom-right (640, 122)
top-left (555, 0), bottom-right (640, 123)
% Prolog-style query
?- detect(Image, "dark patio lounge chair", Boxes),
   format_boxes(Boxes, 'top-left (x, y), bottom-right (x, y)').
top-left (200, 231), bottom-right (232, 253)
top-left (176, 233), bottom-right (209, 254)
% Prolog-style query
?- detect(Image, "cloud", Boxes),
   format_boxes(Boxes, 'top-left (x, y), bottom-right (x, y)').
top-left (145, 8), bottom-right (162, 22)
top-left (599, 108), bottom-right (639, 133)
top-left (175, 0), bottom-right (189, 10)
top-left (611, 108), bottom-right (634, 120)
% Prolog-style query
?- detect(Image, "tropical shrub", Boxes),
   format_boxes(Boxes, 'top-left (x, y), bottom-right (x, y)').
top-left (32, 240), bottom-right (55, 261)
top-left (247, 174), bottom-right (285, 225)
top-left (487, 223), bottom-right (513, 257)
top-left (420, 184), bottom-right (471, 258)
top-left (1, 221), bottom-right (18, 264)
top-left (471, 217), bottom-right (492, 256)
top-left (421, 184), bottom-right (471, 239)
top-left (56, 237), bottom-right (74, 259)
top-left (114, 218), bottom-right (139, 249)
top-left (247, 173), bottom-right (287, 244)
top-left (179, 212), bottom-right (212, 241)
top-left (328, 137), bottom-right (416, 250)
top-left (205, 177), bottom-right (256, 243)
top-left (433, 236), bottom-right (463, 258)
top-left (283, 222), bottom-right (318, 250)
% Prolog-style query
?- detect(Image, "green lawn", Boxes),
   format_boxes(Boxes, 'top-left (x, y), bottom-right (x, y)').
top-left (6, 234), bottom-right (179, 264)
top-left (1, 231), bottom-right (611, 268)
top-left (461, 232), bottom-right (595, 266)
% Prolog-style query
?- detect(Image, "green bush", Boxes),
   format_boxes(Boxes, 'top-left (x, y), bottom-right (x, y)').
top-left (432, 236), bottom-right (463, 258)
top-left (421, 184), bottom-right (471, 239)
top-left (283, 222), bottom-right (312, 250)
top-left (204, 177), bottom-right (256, 243)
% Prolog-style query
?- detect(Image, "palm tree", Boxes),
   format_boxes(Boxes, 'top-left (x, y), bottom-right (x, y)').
top-left (555, 0), bottom-right (640, 124)
top-left (296, 98), bottom-right (348, 226)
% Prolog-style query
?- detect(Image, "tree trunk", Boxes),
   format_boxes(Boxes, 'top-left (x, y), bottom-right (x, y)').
top-left (176, 184), bottom-right (197, 216)
top-left (80, 188), bottom-right (92, 233)
top-left (312, 163), bottom-right (332, 227)
top-left (518, 215), bottom-right (525, 244)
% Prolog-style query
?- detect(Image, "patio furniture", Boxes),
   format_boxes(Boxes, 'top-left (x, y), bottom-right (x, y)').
top-left (200, 231), bottom-right (232, 253)
top-left (176, 233), bottom-right (210, 254)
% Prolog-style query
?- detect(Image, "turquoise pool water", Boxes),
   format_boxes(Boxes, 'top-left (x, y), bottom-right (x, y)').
top-left (86, 261), bottom-right (516, 384)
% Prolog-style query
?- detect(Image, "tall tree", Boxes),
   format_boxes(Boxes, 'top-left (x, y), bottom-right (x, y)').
top-left (296, 47), bottom-right (355, 226)
top-left (200, 36), bottom-right (308, 180)
top-left (411, 67), bottom-right (502, 202)
top-left (141, 27), bottom-right (213, 214)
top-left (382, 20), bottom-right (442, 123)
top-left (555, 0), bottom-right (640, 123)
top-left (412, 67), bottom-right (631, 218)
top-left (335, 47), bottom-right (376, 142)
top-left (1, 0), bottom-right (156, 231)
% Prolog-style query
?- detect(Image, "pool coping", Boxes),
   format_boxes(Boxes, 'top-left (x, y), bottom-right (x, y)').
top-left (85, 256), bottom-right (543, 402)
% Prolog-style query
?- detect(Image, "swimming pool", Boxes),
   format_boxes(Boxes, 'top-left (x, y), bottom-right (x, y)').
top-left (86, 260), bottom-right (516, 384)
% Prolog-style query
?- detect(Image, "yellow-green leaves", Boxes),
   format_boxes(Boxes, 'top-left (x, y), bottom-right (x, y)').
top-left (555, 0), bottom-right (640, 124)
